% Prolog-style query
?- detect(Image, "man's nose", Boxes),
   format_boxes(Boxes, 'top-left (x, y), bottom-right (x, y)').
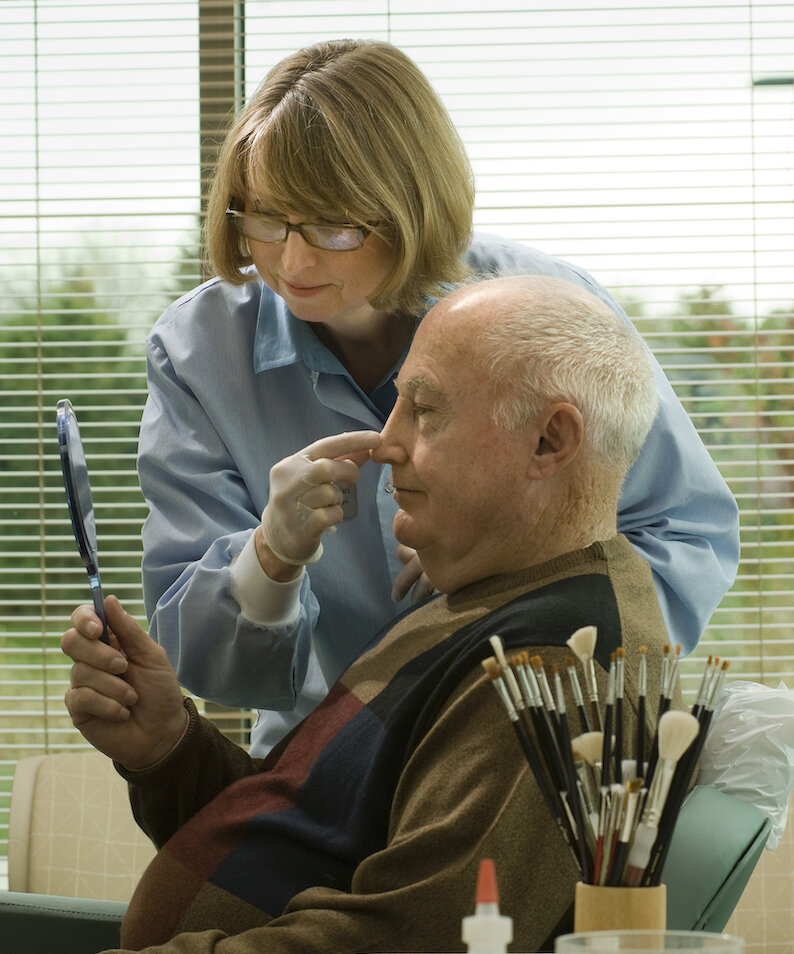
top-left (280, 229), bottom-right (317, 274)
top-left (372, 401), bottom-right (410, 465)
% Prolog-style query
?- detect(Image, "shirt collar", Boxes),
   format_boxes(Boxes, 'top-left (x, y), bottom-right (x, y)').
top-left (251, 286), bottom-right (411, 420)
top-left (253, 290), bottom-right (336, 373)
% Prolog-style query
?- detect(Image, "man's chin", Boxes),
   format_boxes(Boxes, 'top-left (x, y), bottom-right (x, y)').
top-left (392, 508), bottom-right (424, 551)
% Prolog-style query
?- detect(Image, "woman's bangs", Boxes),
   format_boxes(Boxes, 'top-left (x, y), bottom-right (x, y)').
top-left (244, 109), bottom-right (367, 224)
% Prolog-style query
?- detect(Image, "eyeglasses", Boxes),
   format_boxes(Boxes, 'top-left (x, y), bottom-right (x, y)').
top-left (226, 208), bottom-right (370, 252)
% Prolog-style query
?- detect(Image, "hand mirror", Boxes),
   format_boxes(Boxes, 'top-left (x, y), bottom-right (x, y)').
top-left (56, 398), bottom-right (109, 643)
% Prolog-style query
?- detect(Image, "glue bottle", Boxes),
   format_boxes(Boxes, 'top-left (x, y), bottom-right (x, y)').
top-left (461, 858), bottom-right (513, 953)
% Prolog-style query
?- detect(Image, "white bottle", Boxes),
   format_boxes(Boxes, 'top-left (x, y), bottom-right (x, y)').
top-left (461, 858), bottom-right (513, 954)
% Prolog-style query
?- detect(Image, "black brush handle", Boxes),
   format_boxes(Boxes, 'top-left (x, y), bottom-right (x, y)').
top-left (635, 694), bottom-right (646, 780)
top-left (614, 696), bottom-right (624, 784)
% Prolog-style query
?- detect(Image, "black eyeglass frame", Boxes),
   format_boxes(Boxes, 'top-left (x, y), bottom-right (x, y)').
top-left (226, 208), bottom-right (371, 251)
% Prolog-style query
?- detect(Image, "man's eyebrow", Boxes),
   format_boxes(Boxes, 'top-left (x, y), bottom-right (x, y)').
top-left (397, 374), bottom-right (447, 405)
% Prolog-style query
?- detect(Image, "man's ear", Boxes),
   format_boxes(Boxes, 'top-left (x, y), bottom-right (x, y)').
top-left (526, 402), bottom-right (584, 479)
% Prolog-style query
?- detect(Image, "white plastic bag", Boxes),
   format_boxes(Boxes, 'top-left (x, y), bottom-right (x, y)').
top-left (698, 680), bottom-right (794, 849)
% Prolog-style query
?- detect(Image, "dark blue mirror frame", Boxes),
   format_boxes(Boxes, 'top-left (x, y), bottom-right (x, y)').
top-left (56, 399), bottom-right (109, 643)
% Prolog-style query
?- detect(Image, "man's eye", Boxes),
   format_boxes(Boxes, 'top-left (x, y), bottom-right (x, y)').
top-left (413, 404), bottom-right (432, 416)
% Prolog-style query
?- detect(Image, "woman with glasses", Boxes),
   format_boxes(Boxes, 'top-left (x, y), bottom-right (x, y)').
top-left (137, 38), bottom-right (738, 757)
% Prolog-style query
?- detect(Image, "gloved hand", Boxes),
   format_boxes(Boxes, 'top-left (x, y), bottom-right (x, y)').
top-left (391, 544), bottom-right (437, 603)
top-left (260, 430), bottom-right (381, 566)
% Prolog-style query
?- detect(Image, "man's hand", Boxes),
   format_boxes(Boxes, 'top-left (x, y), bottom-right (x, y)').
top-left (62, 595), bottom-right (187, 771)
top-left (259, 430), bottom-right (381, 572)
top-left (391, 544), bottom-right (437, 603)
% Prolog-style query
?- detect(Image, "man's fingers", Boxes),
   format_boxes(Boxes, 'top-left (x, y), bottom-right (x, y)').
top-left (392, 553), bottom-right (424, 602)
top-left (70, 660), bottom-right (138, 707)
top-left (392, 546), bottom-right (436, 603)
top-left (304, 430), bottom-right (381, 462)
top-left (103, 596), bottom-right (160, 661)
top-left (65, 685), bottom-right (133, 724)
top-left (70, 603), bottom-right (105, 638)
top-left (61, 624), bottom-right (128, 674)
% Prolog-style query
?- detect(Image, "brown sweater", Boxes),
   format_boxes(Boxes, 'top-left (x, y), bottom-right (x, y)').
top-left (114, 536), bottom-right (676, 954)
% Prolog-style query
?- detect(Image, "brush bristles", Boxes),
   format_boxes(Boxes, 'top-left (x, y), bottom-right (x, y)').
top-left (489, 635), bottom-right (508, 668)
top-left (626, 777), bottom-right (643, 795)
top-left (571, 731), bottom-right (604, 766)
top-left (482, 657), bottom-right (501, 681)
top-left (567, 625), bottom-right (597, 659)
top-left (657, 710), bottom-right (699, 761)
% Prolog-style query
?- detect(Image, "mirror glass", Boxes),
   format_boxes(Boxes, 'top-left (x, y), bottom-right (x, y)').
top-left (56, 398), bottom-right (109, 642)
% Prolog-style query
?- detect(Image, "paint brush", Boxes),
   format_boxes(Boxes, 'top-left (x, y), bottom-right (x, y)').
top-left (490, 638), bottom-right (570, 805)
top-left (487, 638), bottom-right (537, 748)
top-left (571, 739), bottom-right (605, 885)
top-left (511, 651), bottom-right (566, 793)
top-left (566, 625), bottom-right (602, 732)
top-left (599, 782), bottom-right (625, 885)
top-left (622, 709), bottom-right (700, 886)
top-left (482, 656), bottom-right (583, 874)
top-left (600, 653), bottom-right (616, 787)
top-left (635, 645), bottom-right (647, 780)
top-left (614, 647), bottom-right (625, 783)
top-left (606, 777), bottom-right (643, 886)
top-left (644, 660), bottom-right (731, 886)
top-left (530, 654), bottom-right (570, 791)
top-left (645, 644), bottom-right (681, 787)
top-left (692, 655), bottom-right (717, 720)
top-left (565, 654), bottom-right (591, 733)
top-left (553, 662), bottom-right (594, 877)
top-left (481, 659), bottom-right (564, 825)
top-left (571, 731), bottom-right (604, 789)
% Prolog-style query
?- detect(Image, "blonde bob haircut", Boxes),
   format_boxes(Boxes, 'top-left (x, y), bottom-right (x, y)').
top-left (206, 38), bottom-right (475, 315)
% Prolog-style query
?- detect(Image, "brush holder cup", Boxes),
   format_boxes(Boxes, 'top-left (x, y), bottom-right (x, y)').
top-left (573, 883), bottom-right (667, 932)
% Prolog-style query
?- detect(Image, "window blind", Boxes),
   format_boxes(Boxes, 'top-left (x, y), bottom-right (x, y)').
top-left (1, 0), bottom-right (792, 874)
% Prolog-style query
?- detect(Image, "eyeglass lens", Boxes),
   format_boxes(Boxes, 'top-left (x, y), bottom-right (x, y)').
top-left (230, 212), bottom-right (365, 251)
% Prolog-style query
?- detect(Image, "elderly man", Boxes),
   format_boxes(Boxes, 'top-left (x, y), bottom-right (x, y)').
top-left (62, 274), bottom-right (677, 953)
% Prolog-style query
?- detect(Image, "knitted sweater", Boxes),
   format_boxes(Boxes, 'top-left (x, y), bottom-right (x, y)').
top-left (116, 536), bottom-right (674, 954)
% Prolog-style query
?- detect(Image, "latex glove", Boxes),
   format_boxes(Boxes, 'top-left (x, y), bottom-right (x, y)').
top-left (260, 430), bottom-right (381, 565)
top-left (62, 595), bottom-right (188, 771)
top-left (392, 544), bottom-right (437, 604)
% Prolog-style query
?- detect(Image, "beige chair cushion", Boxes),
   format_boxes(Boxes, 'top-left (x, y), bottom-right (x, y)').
top-left (8, 750), bottom-right (156, 902)
top-left (725, 793), bottom-right (794, 953)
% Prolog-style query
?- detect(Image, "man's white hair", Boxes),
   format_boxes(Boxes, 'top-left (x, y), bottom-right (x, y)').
top-left (475, 274), bottom-right (659, 474)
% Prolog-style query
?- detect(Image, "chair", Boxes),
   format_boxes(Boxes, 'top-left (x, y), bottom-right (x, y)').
top-left (662, 784), bottom-right (772, 932)
top-left (725, 792), bottom-right (794, 954)
top-left (0, 891), bottom-right (127, 954)
top-left (8, 749), bottom-right (156, 901)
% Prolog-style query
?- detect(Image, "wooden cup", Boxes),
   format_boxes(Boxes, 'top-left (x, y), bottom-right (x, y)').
top-left (574, 882), bottom-right (667, 933)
